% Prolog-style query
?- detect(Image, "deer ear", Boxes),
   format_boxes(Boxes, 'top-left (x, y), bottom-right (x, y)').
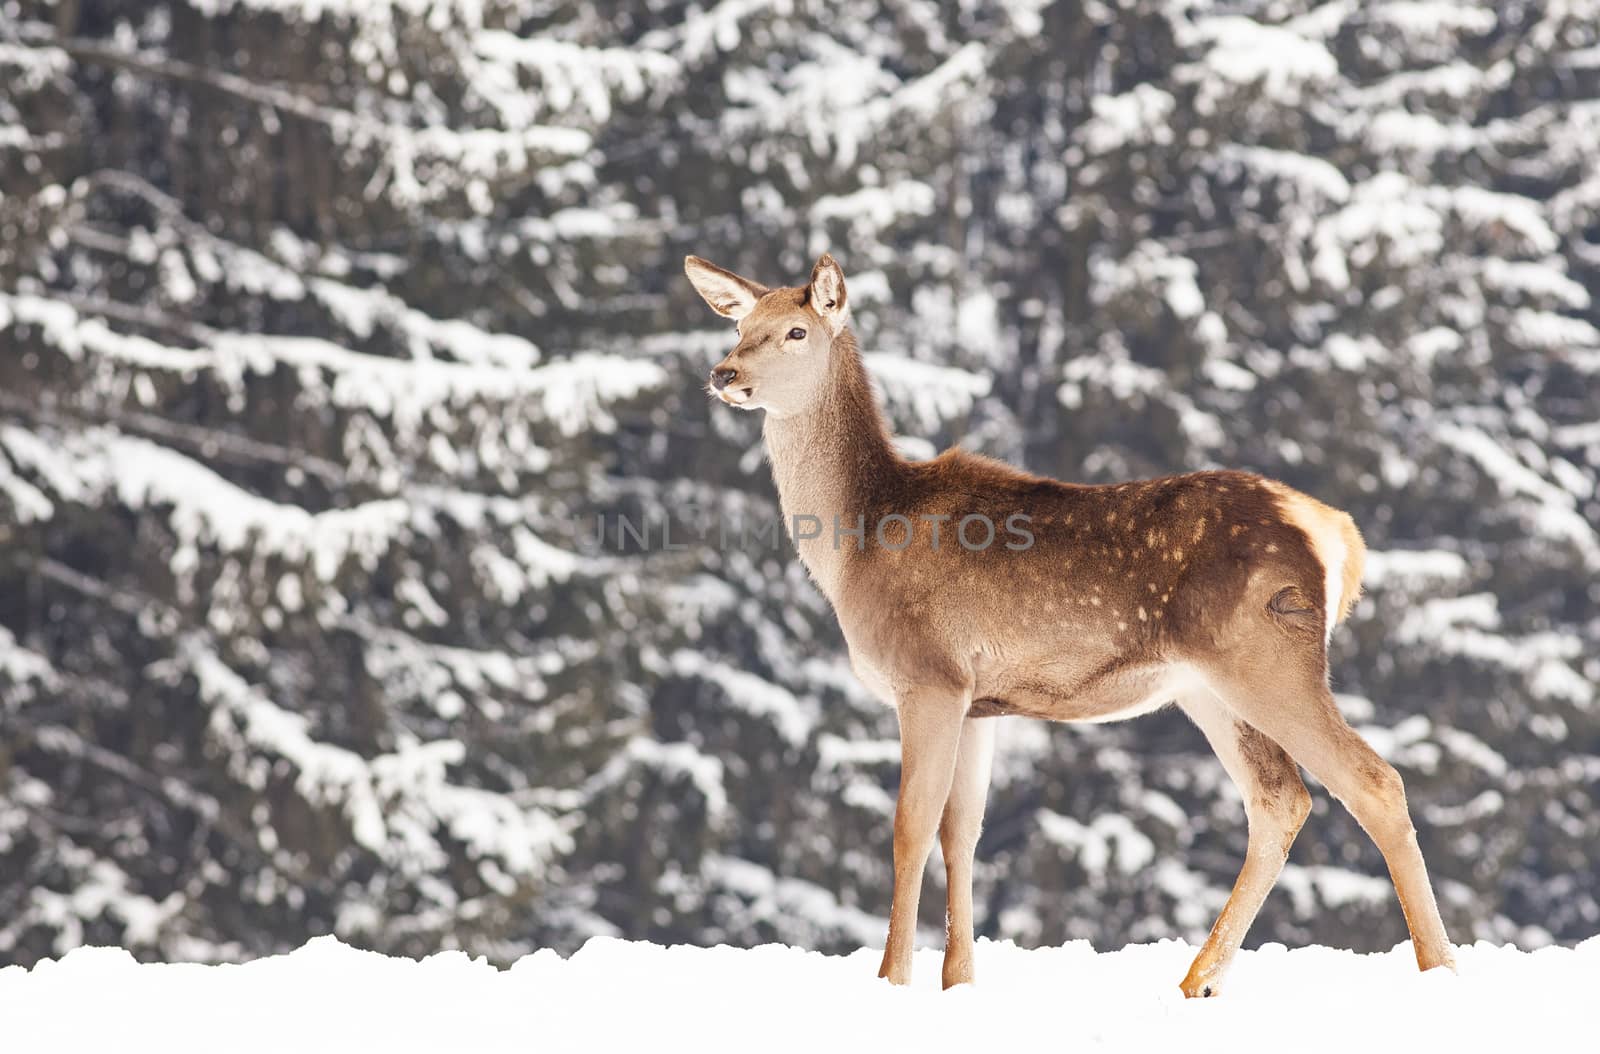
top-left (808, 252), bottom-right (849, 329)
top-left (685, 256), bottom-right (769, 320)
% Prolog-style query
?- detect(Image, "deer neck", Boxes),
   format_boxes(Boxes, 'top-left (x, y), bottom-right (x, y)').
top-left (761, 328), bottom-right (902, 604)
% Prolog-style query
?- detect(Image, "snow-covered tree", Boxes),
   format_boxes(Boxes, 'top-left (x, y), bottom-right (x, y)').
top-left (1, 0), bottom-right (1595, 965)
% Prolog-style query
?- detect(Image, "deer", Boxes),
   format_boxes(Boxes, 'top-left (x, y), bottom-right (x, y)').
top-left (684, 251), bottom-right (1457, 994)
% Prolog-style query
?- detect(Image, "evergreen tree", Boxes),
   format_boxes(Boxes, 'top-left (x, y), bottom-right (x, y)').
top-left (1, 0), bottom-right (1595, 965)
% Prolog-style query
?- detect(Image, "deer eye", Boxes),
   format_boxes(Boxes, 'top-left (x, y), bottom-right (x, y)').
top-left (787, 327), bottom-right (807, 341)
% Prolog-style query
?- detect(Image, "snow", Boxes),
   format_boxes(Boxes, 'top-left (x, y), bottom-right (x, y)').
top-left (307, 278), bottom-right (543, 368)
top-left (1363, 109), bottom-right (1480, 158)
top-left (1080, 85), bottom-right (1176, 155)
top-left (809, 181), bottom-right (937, 232)
top-left (189, 642), bottom-right (569, 876)
top-left (816, 735), bottom-right (901, 770)
top-left (0, 292), bottom-right (210, 372)
top-left (18, 427), bottom-right (414, 583)
top-left (6, 0), bottom-right (1598, 982)
top-left (1372, 1), bottom-right (1497, 41)
top-left (1355, 59), bottom-right (1511, 107)
top-left (1216, 145), bottom-right (1350, 203)
top-left (0, 624), bottom-right (58, 698)
top-left (1508, 309), bottom-right (1600, 355)
top-left (587, 738), bottom-right (729, 820)
top-left (1481, 258), bottom-right (1591, 310)
top-left (1, 936), bottom-right (1595, 1053)
top-left (1276, 864), bottom-right (1393, 916)
top-left (469, 32), bottom-right (679, 124)
top-left (1058, 345), bottom-right (1226, 451)
top-left (863, 352), bottom-right (992, 433)
top-left (718, 40), bottom-right (985, 171)
top-left (667, 650), bottom-right (817, 747)
top-left (1436, 422), bottom-right (1600, 565)
top-left (0, 291), bottom-right (660, 441)
top-left (1188, 17), bottom-right (1338, 105)
top-left (1362, 548), bottom-right (1470, 589)
top-left (1092, 241), bottom-right (1205, 320)
top-left (700, 855), bottom-right (888, 947)
top-left (1393, 594), bottom-right (1593, 709)
top-left (1038, 809), bottom-right (1157, 875)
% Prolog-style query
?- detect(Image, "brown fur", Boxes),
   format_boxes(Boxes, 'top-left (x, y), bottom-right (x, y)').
top-left (685, 253), bottom-right (1455, 994)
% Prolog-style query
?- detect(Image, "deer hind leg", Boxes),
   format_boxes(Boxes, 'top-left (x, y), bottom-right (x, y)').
top-left (937, 716), bottom-right (996, 989)
top-left (1178, 694), bottom-right (1311, 998)
top-left (1203, 658), bottom-right (1456, 975)
top-left (878, 688), bottom-right (967, 986)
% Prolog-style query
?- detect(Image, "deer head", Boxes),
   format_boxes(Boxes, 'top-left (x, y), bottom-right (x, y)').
top-left (684, 253), bottom-right (851, 417)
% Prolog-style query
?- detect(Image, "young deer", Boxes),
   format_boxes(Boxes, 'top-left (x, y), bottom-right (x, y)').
top-left (685, 252), bottom-right (1456, 994)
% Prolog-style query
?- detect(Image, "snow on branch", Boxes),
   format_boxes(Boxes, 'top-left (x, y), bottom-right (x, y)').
top-left (61, 174), bottom-right (541, 364)
top-left (585, 737), bottom-right (729, 821)
top-left (863, 352), bottom-right (992, 435)
top-left (1058, 344), bottom-right (1226, 452)
top-left (1215, 145), bottom-right (1351, 204)
top-left (643, 0), bottom-right (800, 62)
top-left (1436, 422), bottom-right (1600, 568)
top-left (218, 332), bottom-right (657, 439)
top-left (720, 40), bottom-right (987, 169)
top-left (1362, 548), bottom-right (1471, 591)
top-left (1091, 241), bottom-right (1206, 321)
top-left (1310, 174), bottom-right (1557, 291)
top-left (700, 854), bottom-right (887, 948)
top-left (307, 278), bottom-right (541, 369)
top-left (0, 447), bottom-right (56, 525)
top-left (2, 425), bottom-right (412, 581)
top-left (0, 624), bottom-right (60, 704)
top-left (1079, 85), bottom-right (1176, 156)
top-left (38, 34), bottom-right (591, 208)
top-left (186, 641), bottom-right (571, 881)
top-left (664, 650), bottom-right (817, 747)
top-left (1037, 809), bottom-right (1156, 879)
top-left (809, 181), bottom-right (938, 241)
top-left (2, 292), bottom-right (666, 439)
top-left (1395, 594), bottom-right (1593, 708)
top-left (0, 292), bottom-right (210, 373)
top-left (468, 32), bottom-right (680, 125)
top-left (1183, 16), bottom-right (1339, 106)
top-left (5, 832), bottom-right (185, 956)
top-left (1352, 59), bottom-right (1512, 109)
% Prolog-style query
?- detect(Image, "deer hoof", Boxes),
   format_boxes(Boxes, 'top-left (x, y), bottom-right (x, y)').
top-left (941, 961), bottom-right (975, 989)
top-left (878, 956), bottom-right (912, 986)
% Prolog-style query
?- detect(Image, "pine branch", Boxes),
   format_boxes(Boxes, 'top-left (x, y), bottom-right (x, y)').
top-left (16, 29), bottom-right (589, 172)
top-left (0, 389), bottom-right (350, 486)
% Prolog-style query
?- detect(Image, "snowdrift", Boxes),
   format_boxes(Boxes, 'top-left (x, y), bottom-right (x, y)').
top-left (3, 936), bottom-right (1596, 1053)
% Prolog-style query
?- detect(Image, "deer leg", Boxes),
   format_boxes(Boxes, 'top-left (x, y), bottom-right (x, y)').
top-left (1178, 695), bottom-right (1311, 998)
top-left (938, 716), bottom-right (996, 989)
top-left (1205, 661), bottom-right (1456, 974)
top-left (878, 689), bottom-right (967, 986)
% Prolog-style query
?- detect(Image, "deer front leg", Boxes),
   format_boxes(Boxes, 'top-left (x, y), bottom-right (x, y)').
top-left (878, 689), bottom-right (967, 986)
top-left (939, 716), bottom-right (996, 989)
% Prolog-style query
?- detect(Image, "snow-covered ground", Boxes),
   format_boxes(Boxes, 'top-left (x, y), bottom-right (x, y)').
top-left (3, 936), bottom-right (1595, 1052)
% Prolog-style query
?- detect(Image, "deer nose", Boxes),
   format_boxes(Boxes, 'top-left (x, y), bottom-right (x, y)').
top-left (711, 367), bottom-right (738, 390)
